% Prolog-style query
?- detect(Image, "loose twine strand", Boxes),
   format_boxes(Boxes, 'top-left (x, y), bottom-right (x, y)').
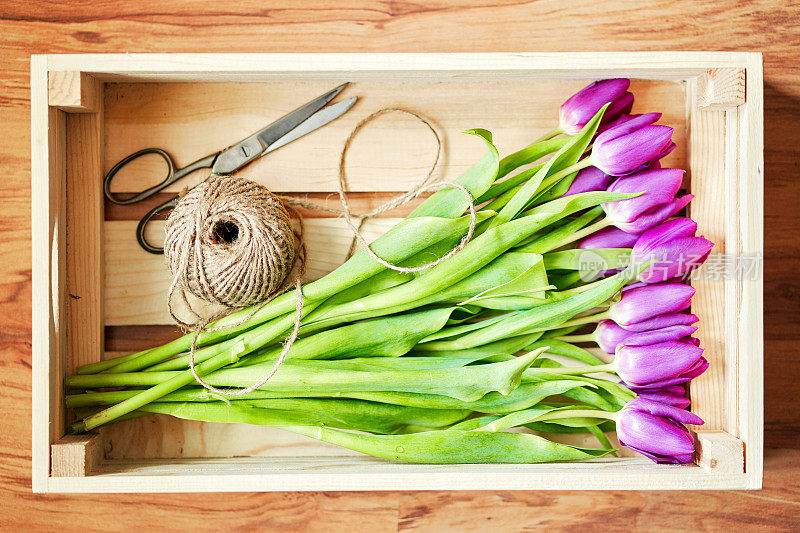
top-left (165, 108), bottom-right (477, 396)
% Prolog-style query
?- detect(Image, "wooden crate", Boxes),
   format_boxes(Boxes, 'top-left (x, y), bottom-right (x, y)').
top-left (31, 53), bottom-right (763, 492)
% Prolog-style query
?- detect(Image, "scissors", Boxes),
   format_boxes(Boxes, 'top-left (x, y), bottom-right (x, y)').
top-left (103, 83), bottom-right (357, 254)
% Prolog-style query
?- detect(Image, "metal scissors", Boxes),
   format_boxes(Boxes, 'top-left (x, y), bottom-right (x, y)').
top-left (103, 83), bottom-right (357, 254)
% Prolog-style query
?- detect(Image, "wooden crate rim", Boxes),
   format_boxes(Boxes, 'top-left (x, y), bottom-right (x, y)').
top-left (38, 51), bottom-right (763, 80)
top-left (31, 51), bottom-right (764, 493)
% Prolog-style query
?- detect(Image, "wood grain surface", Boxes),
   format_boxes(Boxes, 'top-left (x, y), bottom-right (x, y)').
top-left (2, 0), bottom-right (799, 530)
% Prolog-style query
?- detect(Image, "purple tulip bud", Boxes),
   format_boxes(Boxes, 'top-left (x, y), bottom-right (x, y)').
top-left (632, 218), bottom-right (715, 283)
top-left (564, 166), bottom-right (614, 196)
top-left (595, 321), bottom-right (697, 353)
top-left (616, 312), bottom-right (699, 332)
top-left (609, 282), bottom-right (695, 326)
top-left (603, 168), bottom-right (685, 227)
top-left (579, 226), bottom-right (640, 249)
top-left (559, 79), bottom-right (633, 135)
top-left (615, 340), bottom-right (708, 389)
top-left (617, 398), bottom-right (703, 463)
top-left (591, 114), bottom-right (675, 176)
top-left (631, 386), bottom-right (691, 409)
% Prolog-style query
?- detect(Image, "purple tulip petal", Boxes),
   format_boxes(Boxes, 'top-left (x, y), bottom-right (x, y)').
top-left (614, 194), bottom-right (694, 234)
top-left (603, 91), bottom-right (635, 123)
top-left (565, 166), bottom-right (614, 196)
top-left (635, 389), bottom-right (691, 409)
top-left (595, 320), bottom-right (632, 353)
top-left (593, 125), bottom-right (675, 176)
top-left (617, 409), bottom-right (697, 462)
top-left (598, 112), bottom-right (661, 135)
top-left (632, 219), bottom-right (714, 283)
top-left (596, 114), bottom-right (665, 144)
top-left (618, 312), bottom-right (699, 332)
top-left (623, 325), bottom-right (698, 347)
top-left (609, 283), bottom-right (695, 325)
top-left (625, 398), bottom-right (704, 426)
top-left (627, 384), bottom-right (687, 396)
top-left (615, 341), bottom-right (705, 387)
top-left (579, 226), bottom-right (640, 249)
top-left (596, 322), bottom-right (697, 353)
top-left (681, 336), bottom-right (701, 346)
top-left (604, 168), bottom-right (685, 223)
top-left (681, 356), bottom-right (709, 379)
top-left (559, 79), bottom-right (631, 135)
top-left (635, 218), bottom-right (697, 247)
top-left (636, 236), bottom-right (715, 283)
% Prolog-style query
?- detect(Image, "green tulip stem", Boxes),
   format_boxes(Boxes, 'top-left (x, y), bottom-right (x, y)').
top-left (534, 409), bottom-right (617, 423)
top-left (550, 217), bottom-right (613, 250)
top-left (520, 310), bottom-right (611, 337)
top-left (526, 363), bottom-right (615, 377)
top-left (531, 127), bottom-right (563, 144)
top-left (555, 333), bottom-right (596, 344)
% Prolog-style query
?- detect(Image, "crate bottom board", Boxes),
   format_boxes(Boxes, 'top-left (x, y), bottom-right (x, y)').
top-left (45, 455), bottom-right (748, 492)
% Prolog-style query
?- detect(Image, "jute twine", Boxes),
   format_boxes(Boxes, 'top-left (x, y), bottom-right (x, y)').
top-left (164, 108), bottom-right (477, 396)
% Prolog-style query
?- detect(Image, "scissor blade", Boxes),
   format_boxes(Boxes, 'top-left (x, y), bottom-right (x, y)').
top-left (212, 83), bottom-right (349, 174)
top-left (263, 97), bottom-right (357, 155)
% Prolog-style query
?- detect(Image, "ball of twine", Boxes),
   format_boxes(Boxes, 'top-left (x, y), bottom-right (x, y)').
top-left (164, 175), bottom-right (297, 328)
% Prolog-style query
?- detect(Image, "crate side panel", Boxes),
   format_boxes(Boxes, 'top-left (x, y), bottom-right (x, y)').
top-left (687, 80), bottom-right (729, 432)
top-left (48, 457), bottom-right (749, 492)
top-left (739, 54), bottom-right (764, 489)
top-left (102, 79), bottom-right (687, 194)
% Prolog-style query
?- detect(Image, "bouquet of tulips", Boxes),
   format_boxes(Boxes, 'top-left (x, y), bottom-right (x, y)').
top-left (66, 79), bottom-right (713, 465)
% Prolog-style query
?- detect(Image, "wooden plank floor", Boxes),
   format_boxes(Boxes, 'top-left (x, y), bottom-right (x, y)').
top-left (2, 1), bottom-right (799, 530)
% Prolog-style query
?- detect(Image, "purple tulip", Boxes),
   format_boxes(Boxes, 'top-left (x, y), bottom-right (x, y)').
top-left (579, 226), bottom-right (640, 250)
top-left (564, 166), bottom-right (614, 196)
top-left (595, 321), bottom-right (697, 353)
top-left (609, 282), bottom-right (695, 326)
top-left (617, 312), bottom-right (699, 332)
top-left (591, 114), bottom-right (676, 176)
top-left (616, 398), bottom-right (703, 463)
top-left (602, 168), bottom-right (693, 234)
top-left (682, 336), bottom-right (701, 347)
top-left (613, 194), bottom-right (694, 234)
top-left (615, 340), bottom-right (709, 389)
top-left (597, 112), bottom-right (660, 134)
top-left (632, 218), bottom-right (715, 283)
top-left (559, 79), bottom-right (633, 135)
top-left (631, 385), bottom-right (691, 409)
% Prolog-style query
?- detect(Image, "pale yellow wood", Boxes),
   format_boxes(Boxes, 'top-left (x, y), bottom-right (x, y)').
top-left (50, 433), bottom-right (103, 477)
top-left (103, 79), bottom-right (686, 194)
top-left (696, 68), bottom-right (746, 110)
top-left (30, 55), bottom-right (57, 492)
top-left (738, 55), bottom-right (765, 490)
top-left (695, 430), bottom-right (744, 474)
top-left (103, 218), bottom-right (400, 325)
top-left (101, 416), bottom-right (361, 460)
top-left (45, 52), bottom-right (758, 82)
top-left (686, 80), bottom-right (728, 433)
top-left (65, 97), bottom-right (105, 372)
top-left (724, 107), bottom-right (741, 437)
top-left (47, 457), bottom-right (749, 493)
top-left (48, 71), bottom-right (102, 112)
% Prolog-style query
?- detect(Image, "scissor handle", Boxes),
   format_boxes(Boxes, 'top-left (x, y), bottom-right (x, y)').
top-left (136, 195), bottom-right (180, 254)
top-left (103, 148), bottom-right (218, 205)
